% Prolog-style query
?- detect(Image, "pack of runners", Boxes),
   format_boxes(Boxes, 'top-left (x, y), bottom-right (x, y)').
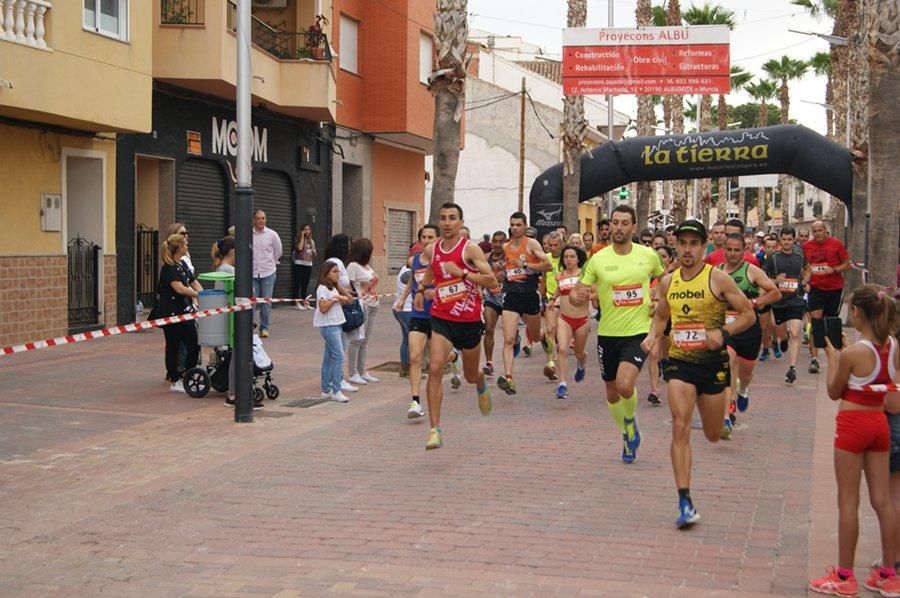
top-left (396, 205), bottom-right (897, 561)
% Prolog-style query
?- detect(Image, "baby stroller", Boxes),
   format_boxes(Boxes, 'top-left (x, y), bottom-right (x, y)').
top-left (183, 333), bottom-right (279, 401)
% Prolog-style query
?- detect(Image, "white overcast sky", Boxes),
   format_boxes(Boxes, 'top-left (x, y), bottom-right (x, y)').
top-left (468, 0), bottom-right (834, 134)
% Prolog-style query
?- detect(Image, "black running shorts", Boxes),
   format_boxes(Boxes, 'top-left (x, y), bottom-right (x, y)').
top-left (807, 287), bottom-right (843, 317)
top-left (727, 318), bottom-right (762, 362)
top-left (503, 292), bottom-right (541, 316)
top-left (430, 315), bottom-right (484, 351)
top-left (596, 334), bottom-right (648, 382)
top-left (408, 317), bottom-right (432, 337)
top-left (773, 304), bottom-right (805, 325)
top-left (663, 355), bottom-right (731, 396)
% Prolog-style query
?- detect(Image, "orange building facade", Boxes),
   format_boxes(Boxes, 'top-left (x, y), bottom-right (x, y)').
top-left (331, 0), bottom-right (435, 278)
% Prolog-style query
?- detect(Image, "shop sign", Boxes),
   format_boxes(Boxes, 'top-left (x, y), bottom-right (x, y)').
top-left (211, 117), bottom-right (268, 163)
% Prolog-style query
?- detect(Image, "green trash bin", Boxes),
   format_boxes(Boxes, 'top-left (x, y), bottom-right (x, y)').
top-left (197, 271), bottom-right (235, 346)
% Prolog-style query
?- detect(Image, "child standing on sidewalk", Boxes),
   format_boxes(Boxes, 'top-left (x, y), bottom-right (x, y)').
top-left (809, 285), bottom-right (900, 598)
top-left (315, 262), bottom-right (352, 403)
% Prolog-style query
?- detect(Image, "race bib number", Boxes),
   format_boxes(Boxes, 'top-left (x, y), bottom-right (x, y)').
top-left (725, 311), bottom-right (738, 325)
top-left (437, 279), bottom-right (466, 303)
top-left (612, 283), bottom-right (644, 307)
top-left (558, 276), bottom-right (579, 293)
top-left (778, 278), bottom-right (799, 292)
top-left (672, 323), bottom-right (707, 350)
top-left (506, 267), bottom-right (526, 282)
top-left (414, 268), bottom-right (428, 284)
top-left (811, 263), bottom-right (829, 275)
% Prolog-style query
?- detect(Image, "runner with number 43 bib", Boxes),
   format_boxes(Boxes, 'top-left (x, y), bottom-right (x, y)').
top-left (570, 204), bottom-right (664, 465)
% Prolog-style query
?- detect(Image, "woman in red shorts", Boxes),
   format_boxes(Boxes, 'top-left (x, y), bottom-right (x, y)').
top-left (549, 245), bottom-right (593, 400)
top-left (809, 285), bottom-right (900, 597)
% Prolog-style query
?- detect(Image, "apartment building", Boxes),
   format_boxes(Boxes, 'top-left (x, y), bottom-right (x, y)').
top-left (115, 0), bottom-right (337, 321)
top-left (331, 0), bottom-right (435, 279)
top-left (0, 0), bottom-right (153, 347)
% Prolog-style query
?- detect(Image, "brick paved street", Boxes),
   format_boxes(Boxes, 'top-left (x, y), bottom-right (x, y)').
top-left (0, 302), bottom-right (882, 596)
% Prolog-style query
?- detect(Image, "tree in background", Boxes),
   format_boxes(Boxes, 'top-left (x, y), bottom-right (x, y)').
top-left (428, 0), bottom-right (468, 221)
top-left (562, 0), bottom-right (588, 234)
top-left (634, 0), bottom-right (655, 227)
top-left (809, 52), bottom-right (834, 136)
top-left (667, 0), bottom-right (688, 222)
top-left (745, 79), bottom-right (778, 225)
top-left (715, 66), bottom-right (753, 220)
top-left (682, 2), bottom-right (736, 215)
top-left (866, 0), bottom-right (900, 287)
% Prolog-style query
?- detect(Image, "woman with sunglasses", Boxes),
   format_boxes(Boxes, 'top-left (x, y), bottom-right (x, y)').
top-left (164, 223), bottom-right (194, 274)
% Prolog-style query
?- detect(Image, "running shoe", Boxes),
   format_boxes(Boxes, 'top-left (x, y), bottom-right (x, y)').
top-left (541, 335), bottom-right (555, 356)
top-left (450, 357), bottom-right (461, 389)
top-left (513, 333), bottom-right (521, 358)
top-left (425, 427), bottom-right (443, 450)
top-left (759, 348), bottom-right (770, 362)
top-left (555, 383), bottom-right (568, 400)
top-left (675, 497), bottom-right (700, 529)
top-left (736, 389), bottom-right (750, 413)
top-left (780, 339), bottom-right (789, 354)
top-left (623, 416), bottom-right (641, 452)
top-left (259, 329), bottom-right (269, 338)
top-left (721, 417), bottom-right (733, 440)
top-left (647, 391), bottom-right (661, 406)
top-left (809, 358), bottom-right (820, 374)
top-left (482, 361), bottom-right (495, 376)
top-left (407, 400), bottom-right (424, 419)
top-left (450, 373), bottom-right (462, 389)
top-left (574, 358), bottom-right (586, 383)
top-left (497, 376), bottom-right (517, 395)
top-left (802, 330), bottom-right (810, 345)
top-left (772, 342), bottom-right (783, 359)
top-left (864, 568), bottom-right (900, 596)
top-left (543, 361), bottom-right (558, 381)
top-left (785, 366), bottom-right (797, 384)
top-left (808, 567), bottom-right (858, 597)
top-left (621, 436), bottom-right (637, 464)
top-left (523, 344), bottom-right (532, 357)
top-left (477, 379), bottom-right (492, 416)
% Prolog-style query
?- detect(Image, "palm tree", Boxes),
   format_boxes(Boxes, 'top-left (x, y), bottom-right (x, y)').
top-left (428, 0), bottom-right (468, 220)
top-left (809, 52), bottom-right (834, 136)
top-left (866, 0), bottom-right (900, 287)
top-left (762, 55), bottom-right (809, 224)
top-left (715, 66), bottom-right (753, 219)
top-left (762, 56), bottom-right (809, 124)
top-left (682, 2), bottom-right (736, 217)
top-left (667, 0), bottom-right (688, 222)
top-left (562, 0), bottom-right (587, 234)
top-left (745, 79), bottom-right (778, 225)
top-left (634, 0), bottom-right (655, 227)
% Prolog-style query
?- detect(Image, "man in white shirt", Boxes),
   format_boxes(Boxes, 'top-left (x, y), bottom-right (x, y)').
top-left (252, 209), bottom-right (283, 337)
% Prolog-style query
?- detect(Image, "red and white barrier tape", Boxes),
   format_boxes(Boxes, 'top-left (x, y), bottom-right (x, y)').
top-left (1, 293), bottom-right (399, 357)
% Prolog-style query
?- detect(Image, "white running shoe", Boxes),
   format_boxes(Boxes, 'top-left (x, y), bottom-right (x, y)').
top-left (169, 380), bottom-right (186, 394)
top-left (320, 391), bottom-right (332, 400)
top-left (332, 391), bottom-right (350, 403)
top-left (341, 380), bottom-right (358, 392)
top-left (348, 374), bottom-right (368, 385)
top-left (407, 400), bottom-right (425, 418)
top-left (361, 372), bottom-right (379, 383)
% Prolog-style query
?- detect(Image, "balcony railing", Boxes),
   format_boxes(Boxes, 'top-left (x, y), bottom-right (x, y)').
top-left (226, 1), bottom-right (331, 61)
top-left (161, 0), bottom-right (203, 25)
top-left (0, 0), bottom-right (51, 49)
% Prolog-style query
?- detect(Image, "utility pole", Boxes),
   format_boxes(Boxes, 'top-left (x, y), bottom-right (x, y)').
top-left (233, 0), bottom-right (254, 423)
top-left (606, 0), bottom-right (614, 218)
top-left (518, 77), bottom-right (526, 212)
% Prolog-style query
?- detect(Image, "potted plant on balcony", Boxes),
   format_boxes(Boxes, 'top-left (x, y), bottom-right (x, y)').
top-left (305, 14), bottom-right (329, 60)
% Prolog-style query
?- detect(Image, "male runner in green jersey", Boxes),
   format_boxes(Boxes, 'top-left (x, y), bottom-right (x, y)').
top-left (571, 205), bottom-right (664, 463)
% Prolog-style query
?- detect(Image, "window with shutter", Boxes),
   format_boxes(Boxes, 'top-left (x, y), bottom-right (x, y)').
top-left (386, 209), bottom-right (414, 274)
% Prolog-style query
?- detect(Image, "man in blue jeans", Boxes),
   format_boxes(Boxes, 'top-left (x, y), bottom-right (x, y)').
top-left (252, 209), bottom-right (283, 337)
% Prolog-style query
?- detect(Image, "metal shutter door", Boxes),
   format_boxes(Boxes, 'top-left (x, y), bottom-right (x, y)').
top-left (176, 159), bottom-right (227, 277)
top-left (252, 170), bottom-right (295, 298)
top-left (386, 209), bottom-right (414, 274)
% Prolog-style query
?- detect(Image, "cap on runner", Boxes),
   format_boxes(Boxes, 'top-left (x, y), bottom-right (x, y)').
top-left (674, 219), bottom-right (708, 242)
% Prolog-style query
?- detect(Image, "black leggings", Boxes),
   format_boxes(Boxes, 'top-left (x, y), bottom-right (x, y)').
top-left (292, 263), bottom-right (313, 301)
top-left (163, 321), bottom-right (200, 382)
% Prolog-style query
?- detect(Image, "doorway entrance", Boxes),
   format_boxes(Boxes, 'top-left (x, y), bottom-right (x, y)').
top-left (63, 151), bottom-right (105, 333)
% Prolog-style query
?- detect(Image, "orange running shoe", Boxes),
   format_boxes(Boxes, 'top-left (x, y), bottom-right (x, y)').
top-left (863, 568), bottom-right (900, 597)
top-left (809, 567), bottom-right (858, 597)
